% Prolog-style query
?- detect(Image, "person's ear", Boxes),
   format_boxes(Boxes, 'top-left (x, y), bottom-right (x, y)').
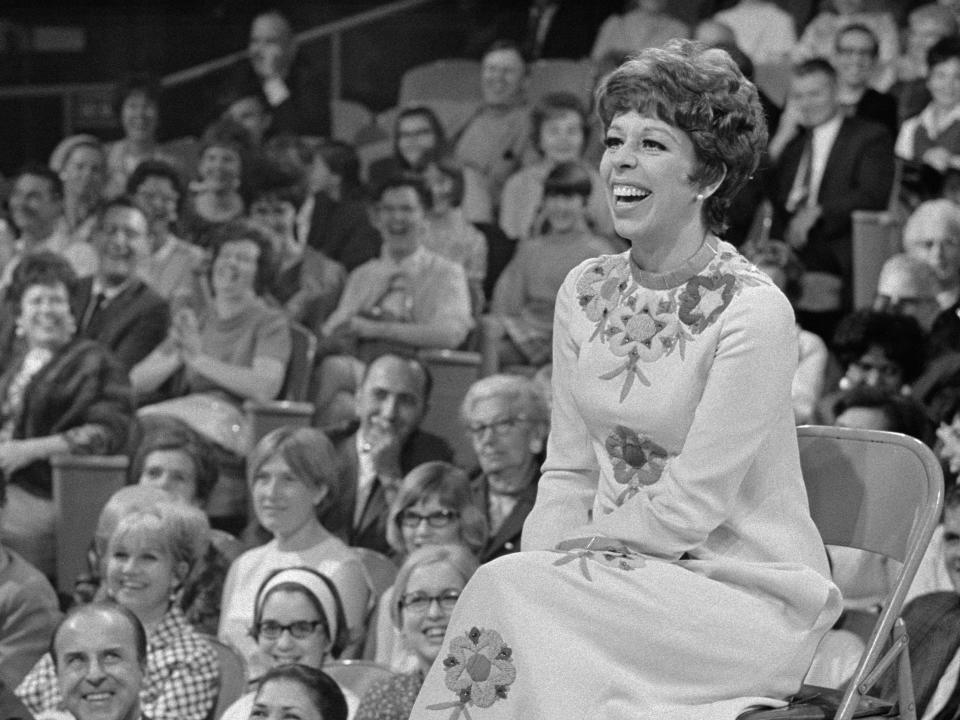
top-left (312, 485), bottom-right (329, 509)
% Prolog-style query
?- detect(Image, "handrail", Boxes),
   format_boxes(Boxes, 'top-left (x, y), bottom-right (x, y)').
top-left (161, 0), bottom-right (440, 89)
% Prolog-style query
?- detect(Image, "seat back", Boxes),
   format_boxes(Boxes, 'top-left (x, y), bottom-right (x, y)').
top-left (527, 58), bottom-right (595, 108)
top-left (200, 635), bottom-right (247, 720)
top-left (851, 210), bottom-right (903, 310)
top-left (399, 59), bottom-right (482, 105)
top-left (331, 98), bottom-right (373, 144)
top-left (797, 425), bottom-right (943, 720)
top-left (281, 322), bottom-right (318, 402)
top-left (418, 349), bottom-right (481, 468)
top-left (354, 547), bottom-right (398, 600)
top-left (322, 659), bottom-right (396, 702)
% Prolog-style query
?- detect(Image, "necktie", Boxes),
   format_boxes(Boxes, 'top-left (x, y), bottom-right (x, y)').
top-left (354, 474), bottom-right (380, 530)
top-left (786, 134), bottom-right (813, 213)
top-left (80, 291), bottom-right (105, 333)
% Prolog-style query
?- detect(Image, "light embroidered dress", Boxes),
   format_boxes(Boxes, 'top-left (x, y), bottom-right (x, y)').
top-left (409, 239), bottom-right (841, 720)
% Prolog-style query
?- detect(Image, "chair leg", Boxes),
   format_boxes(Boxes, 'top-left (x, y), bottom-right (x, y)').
top-left (895, 619), bottom-right (917, 720)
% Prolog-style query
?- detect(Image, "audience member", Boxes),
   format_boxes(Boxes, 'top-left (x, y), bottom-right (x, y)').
top-left (903, 199), bottom-right (960, 311)
top-left (0, 478), bottom-right (60, 690)
top-left (248, 157), bottom-right (346, 337)
top-left (219, 91), bottom-right (273, 149)
top-left (220, 10), bottom-right (330, 138)
top-left (499, 91), bottom-right (612, 243)
top-left (133, 219), bottom-right (291, 457)
top-left (590, 0), bottom-right (689, 63)
top-left (219, 427), bottom-right (368, 676)
top-left (252, 664), bottom-right (348, 720)
top-left (712, 0), bottom-right (796, 64)
top-left (833, 24), bottom-right (898, 138)
top-left (873, 253), bottom-right (942, 331)
top-left (44, 603), bottom-right (147, 720)
top-left (748, 240), bottom-right (828, 425)
top-left (897, 36), bottom-right (960, 172)
top-left (356, 544), bottom-right (479, 720)
top-left (319, 353), bottom-right (454, 555)
top-left (73, 197), bottom-right (170, 372)
top-left (461, 374), bottom-right (549, 560)
top-left (315, 176), bottom-right (472, 418)
top-left (18, 502), bottom-right (219, 720)
top-left (934, 388), bottom-right (960, 489)
top-left (6, 163), bottom-right (98, 281)
top-left (453, 40), bottom-right (534, 221)
top-left (482, 162), bottom-right (610, 375)
top-left (219, 567), bottom-right (357, 720)
top-left (693, 19), bottom-right (736, 48)
top-left (890, 3), bottom-right (958, 124)
top-left (49, 135), bottom-right (107, 246)
top-left (833, 384), bottom-right (932, 439)
top-left (104, 74), bottom-right (179, 200)
top-left (182, 126), bottom-right (248, 246)
top-left (793, 0), bottom-right (899, 90)
top-left (769, 58), bottom-right (895, 341)
top-left (302, 138), bottom-right (382, 272)
top-left (0, 252), bottom-right (131, 576)
top-left (126, 159), bottom-right (206, 306)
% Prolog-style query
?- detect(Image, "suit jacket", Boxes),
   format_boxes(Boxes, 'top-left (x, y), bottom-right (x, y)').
top-left (854, 88), bottom-right (898, 140)
top-left (305, 194), bottom-right (382, 273)
top-left (320, 421), bottom-right (454, 555)
top-left (72, 277), bottom-right (169, 371)
top-left (472, 469), bottom-right (539, 562)
top-left (770, 116), bottom-right (895, 278)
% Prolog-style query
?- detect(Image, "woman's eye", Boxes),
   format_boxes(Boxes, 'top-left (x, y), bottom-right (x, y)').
top-left (603, 136), bottom-right (622, 149)
top-left (642, 139), bottom-right (665, 150)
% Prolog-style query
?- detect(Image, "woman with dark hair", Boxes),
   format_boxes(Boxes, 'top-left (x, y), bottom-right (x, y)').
top-left (251, 664), bottom-right (348, 720)
top-left (411, 39), bottom-right (840, 718)
top-left (833, 309), bottom-right (928, 394)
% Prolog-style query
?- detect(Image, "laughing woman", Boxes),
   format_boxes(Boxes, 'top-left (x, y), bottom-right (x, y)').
top-left (409, 40), bottom-right (840, 719)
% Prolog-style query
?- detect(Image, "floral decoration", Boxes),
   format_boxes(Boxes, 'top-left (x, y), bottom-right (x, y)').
top-left (604, 425), bottom-right (672, 502)
top-left (551, 538), bottom-right (647, 581)
top-left (428, 627), bottom-right (517, 719)
top-left (575, 252), bottom-right (770, 400)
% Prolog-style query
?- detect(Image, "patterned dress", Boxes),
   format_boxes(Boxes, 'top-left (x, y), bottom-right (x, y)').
top-left (409, 239), bottom-right (841, 719)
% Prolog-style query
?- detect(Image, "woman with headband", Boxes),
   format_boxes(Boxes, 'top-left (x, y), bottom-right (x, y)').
top-left (220, 566), bottom-right (360, 720)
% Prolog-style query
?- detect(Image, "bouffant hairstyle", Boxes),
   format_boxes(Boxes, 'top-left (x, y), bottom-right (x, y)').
top-left (130, 417), bottom-right (219, 505)
top-left (460, 373), bottom-right (550, 437)
top-left (832, 310), bottom-right (928, 384)
top-left (112, 72), bottom-right (161, 121)
top-left (126, 159), bottom-right (185, 212)
top-left (392, 106), bottom-right (447, 169)
top-left (247, 427), bottom-right (344, 518)
top-left (594, 38), bottom-right (768, 235)
top-left (531, 91), bottom-right (588, 155)
top-left (543, 161), bottom-right (593, 199)
top-left (8, 250), bottom-right (77, 307)
top-left (206, 218), bottom-right (276, 296)
top-left (832, 385), bottom-right (932, 442)
top-left (385, 461), bottom-right (488, 557)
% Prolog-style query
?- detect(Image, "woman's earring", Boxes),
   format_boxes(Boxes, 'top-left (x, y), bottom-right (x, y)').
top-left (695, 193), bottom-right (705, 202)
top-left (14, 320), bottom-right (24, 337)
top-left (529, 438), bottom-right (543, 454)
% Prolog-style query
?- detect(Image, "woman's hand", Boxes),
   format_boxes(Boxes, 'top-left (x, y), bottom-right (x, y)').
top-left (348, 316), bottom-right (382, 339)
top-left (922, 146), bottom-right (953, 173)
top-left (0, 440), bottom-right (40, 476)
top-left (172, 308), bottom-right (202, 359)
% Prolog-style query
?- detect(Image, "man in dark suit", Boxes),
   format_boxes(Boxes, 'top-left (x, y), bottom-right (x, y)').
top-left (321, 352), bottom-right (452, 555)
top-left (73, 197), bottom-right (169, 372)
top-left (834, 24), bottom-right (898, 139)
top-left (769, 58), bottom-right (895, 341)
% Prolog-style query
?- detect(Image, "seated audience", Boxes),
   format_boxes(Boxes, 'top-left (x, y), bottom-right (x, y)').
top-left (499, 91), bottom-right (612, 243)
top-left (748, 241), bottom-right (828, 424)
top-left (73, 197), bottom-right (170, 372)
top-left (181, 125), bottom-right (248, 247)
top-left (17, 501), bottom-right (219, 720)
top-left (453, 40), bottom-right (534, 221)
top-left (302, 138), bottom-right (382, 272)
top-left (896, 37), bottom-right (960, 178)
top-left (43, 603), bottom-right (148, 720)
top-left (372, 462), bottom-right (488, 671)
top-left (220, 567), bottom-right (357, 720)
top-left (253, 664), bottom-right (347, 720)
top-left (0, 478), bottom-right (60, 689)
top-left (356, 544), bottom-right (480, 720)
top-left (482, 162), bottom-right (610, 375)
top-left (49, 134), bottom-right (107, 246)
top-left (591, 0), bottom-right (689, 63)
top-left (873, 253), bottom-right (942, 331)
top-left (248, 157), bottom-right (346, 337)
top-left (934, 387), bottom-right (960, 490)
top-left (833, 24), bottom-right (898, 138)
top-left (127, 159), bottom-right (206, 306)
top-left (0, 252), bottom-right (131, 576)
top-left (315, 176), bottom-right (472, 418)
top-left (903, 199), bottom-right (960, 311)
top-left (219, 427), bottom-right (368, 676)
top-left (105, 74), bottom-right (180, 199)
top-left (133, 219), bottom-right (291, 456)
top-left (318, 353), bottom-right (454, 555)
top-left (461, 375), bottom-right (549, 561)
top-left (5, 163), bottom-right (98, 282)
top-left (219, 90), bottom-right (273, 149)
top-left (890, 3), bottom-right (958, 124)
top-left (711, 0), bottom-right (795, 64)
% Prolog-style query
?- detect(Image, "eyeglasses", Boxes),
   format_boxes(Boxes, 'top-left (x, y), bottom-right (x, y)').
top-left (256, 620), bottom-right (324, 640)
top-left (466, 415), bottom-right (527, 439)
top-left (398, 509), bottom-right (460, 529)
top-left (400, 589), bottom-right (461, 614)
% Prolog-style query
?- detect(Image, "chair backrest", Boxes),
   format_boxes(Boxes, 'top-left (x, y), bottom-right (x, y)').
top-left (200, 635), bottom-right (247, 720)
top-left (399, 59), bottom-right (482, 105)
top-left (281, 321), bottom-right (318, 402)
top-left (354, 547), bottom-right (399, 600)
top-left (52, 454), bottom-right (129, 595)
top-left (331, 98), bottom-right (373, 144)
top-left (322, 659), bottom-right (396, 702)
top-left (851, 210), bottom-right (903, 310)
top-left (527, 58), bottom-right (595, 108)
top-left (796, 425), bottom-right (943, 720)
top-left (418, 349), bottom-right (481, 468)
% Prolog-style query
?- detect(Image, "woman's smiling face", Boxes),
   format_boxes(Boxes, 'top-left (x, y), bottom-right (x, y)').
top-left (257, 589), bottom-right (330, 669)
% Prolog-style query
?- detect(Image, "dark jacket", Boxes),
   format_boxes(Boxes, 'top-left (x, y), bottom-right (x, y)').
top-left (472, 468), bottom-right (539, 562)
top-left (305, 193), bottom-right (382, 273)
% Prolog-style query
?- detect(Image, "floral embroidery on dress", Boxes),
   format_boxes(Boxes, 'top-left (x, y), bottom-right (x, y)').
top-left (551, 539), bottom-right (647, 581)
top-left (428, 627), bottom-right (517, 719)
top-left (605, 425), bottom-right (672, 502)
top-left (576, 249), bottom-right (770, 400)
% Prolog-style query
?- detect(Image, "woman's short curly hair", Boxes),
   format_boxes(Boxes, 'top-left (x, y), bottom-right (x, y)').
top-left (8, 251), bottom-right (78, 307)
top-left (207, 218), bottom-right (276, 296)
top-left (594, 38), bottom-right (768, 235)
top-left (832, 309), bottom-right (928, 384)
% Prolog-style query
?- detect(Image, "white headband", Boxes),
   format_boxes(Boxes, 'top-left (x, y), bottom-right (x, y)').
top-left (256, 567), bottom-right (341, 644)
